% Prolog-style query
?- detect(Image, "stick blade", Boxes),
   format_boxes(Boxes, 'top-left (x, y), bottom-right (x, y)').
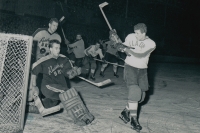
top-left (99, 2), bottom-right (109, 7)
top-left (59, 16), bottom-right (65, 22)
top-left (97, 79), bottom-right (112, 87)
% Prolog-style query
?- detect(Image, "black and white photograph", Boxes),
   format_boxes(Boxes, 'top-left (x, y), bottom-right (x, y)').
top-left (0, 0), bottom-right (200, 133)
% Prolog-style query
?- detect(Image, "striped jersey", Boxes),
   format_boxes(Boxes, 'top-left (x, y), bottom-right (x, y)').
top-left (32, 28), bottom-right (61, 60)
top-left (32, 54), bottom-right (71, 88)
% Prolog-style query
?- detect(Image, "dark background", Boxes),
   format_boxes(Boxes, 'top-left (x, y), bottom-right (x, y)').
top-left (0, 0), bottom-right (199, 58)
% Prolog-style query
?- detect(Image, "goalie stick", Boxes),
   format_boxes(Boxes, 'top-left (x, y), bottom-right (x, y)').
top-left (68, 60), bottom-right (113, 87)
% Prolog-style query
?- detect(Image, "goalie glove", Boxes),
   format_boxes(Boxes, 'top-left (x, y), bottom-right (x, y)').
top-left (66, 67), bottom-right (81, 79)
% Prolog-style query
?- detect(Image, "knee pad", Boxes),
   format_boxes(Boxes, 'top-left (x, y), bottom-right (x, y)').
top-left (59, 88), bottom-right (94, 126)
top-left (128, 85), bottom-right (142, 101)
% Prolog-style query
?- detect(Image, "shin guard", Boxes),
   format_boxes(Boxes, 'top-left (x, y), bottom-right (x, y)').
top-left (59, 88), bottom-right (94, 126)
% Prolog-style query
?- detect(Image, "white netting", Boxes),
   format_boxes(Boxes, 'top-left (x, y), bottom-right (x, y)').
top-left (0, 33), bottom-right (32, 133)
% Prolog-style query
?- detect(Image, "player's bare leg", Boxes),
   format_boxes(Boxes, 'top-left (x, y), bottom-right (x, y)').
top-left (100, 63), bottom-right (107, 77)
top-left (90, 69), bottom-right (96, 80)
top-left (113, 64), bottom-right (119, 78)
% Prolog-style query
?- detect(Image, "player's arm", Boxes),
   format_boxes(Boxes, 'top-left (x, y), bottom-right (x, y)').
top-left (85, 46), bottom-right (93, 56)
top-left (28, 61), bottom-right (42, 101)
top-left (98, 49), bottom-right (104, 60)
top-left (68, 41), bottom-right (77, 48)
top-left (124, 46), bottom-right (156, 58)
top-left (31, 60), bottom-right (43, 88)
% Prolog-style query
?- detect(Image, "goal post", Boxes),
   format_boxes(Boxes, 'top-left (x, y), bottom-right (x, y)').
top-left (0, 33), bottom-right (33, 133)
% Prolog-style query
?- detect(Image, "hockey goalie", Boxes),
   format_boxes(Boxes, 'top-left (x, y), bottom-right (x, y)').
top-left (27, 39), bottom-right (94, 126)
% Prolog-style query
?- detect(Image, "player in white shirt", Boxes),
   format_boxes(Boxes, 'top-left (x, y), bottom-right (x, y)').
top-left (83, 42), bottom-right (105, 80)
top-left (116, 23), bottom-right (156, 132)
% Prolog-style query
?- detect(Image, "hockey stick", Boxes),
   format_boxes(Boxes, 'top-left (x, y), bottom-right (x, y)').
top-left (77, 76), bottom-right (112, 87)
top-left (99, 2), bottom-right (112, 30)
top-left (99, 2), bottom-right (121, 43)
top-left (118, 57), bottom-right (125, 61)
top-left (68, 60), bottom-right (113, 87)
top-left (59, 16), bottom-right (71, 53)
top-left (94, 58), bottom-right (124, 68)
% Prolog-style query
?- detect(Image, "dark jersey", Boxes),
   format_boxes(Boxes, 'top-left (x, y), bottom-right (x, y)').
top-left (32, 54), bottom-right (72, 88)
top-left (105, 40), bottom-right (118, 55)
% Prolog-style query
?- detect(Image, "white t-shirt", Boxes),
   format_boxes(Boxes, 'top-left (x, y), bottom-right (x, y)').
top-left (123, 33), bottom-right (156, 68)
top-left (84, 45), bottom-right (104, 59)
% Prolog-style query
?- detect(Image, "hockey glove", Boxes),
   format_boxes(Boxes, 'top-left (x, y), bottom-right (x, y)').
top-left (66, 67), bottom-right (81, 79)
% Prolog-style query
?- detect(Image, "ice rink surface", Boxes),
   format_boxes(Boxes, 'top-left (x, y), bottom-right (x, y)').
top-left (24, 62), bottom-right (200, 133)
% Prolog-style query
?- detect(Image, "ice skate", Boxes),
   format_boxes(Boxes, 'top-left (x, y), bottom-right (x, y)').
top-left (80, 73), bottom-right (89, 79)
top-left (130, 117), bottom-right (142, 132)
top-left (119, 108), bottom-right (130, 124)
top-left (114, 72), bottom-right (119, 78)
top-left (90, 75), bottom-right (95, 81)
top-left (100, 71), bottom-right (105, 77)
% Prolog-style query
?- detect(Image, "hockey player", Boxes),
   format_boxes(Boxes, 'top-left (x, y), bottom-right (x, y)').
top-left (100, 32), bottom-right (120, 78)
top-left (27, 18), bottom-right (62, 113)
top-left (29, 39), bottom-right (94, 125)
top-left (68, 33), bottom-right (85, 67)
top-left (32, 18), bottom-right (61, 61)
top-left (115, 23), bottom-right (156, 132)
top-left (83, 41), bottom-right (105, 80)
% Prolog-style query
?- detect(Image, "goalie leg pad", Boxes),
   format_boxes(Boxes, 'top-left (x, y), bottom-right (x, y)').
top-left (59, 88), bottom-right (94, 126)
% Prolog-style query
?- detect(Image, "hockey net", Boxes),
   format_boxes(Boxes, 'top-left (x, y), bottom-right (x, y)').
top-left (0, 33), bottom-right (33, 133)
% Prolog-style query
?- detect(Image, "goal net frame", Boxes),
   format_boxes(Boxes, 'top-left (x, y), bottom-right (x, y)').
top-left (0, 33), bottom-right (33, 133)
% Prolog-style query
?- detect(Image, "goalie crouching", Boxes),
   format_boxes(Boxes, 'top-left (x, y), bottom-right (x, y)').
top-left (28, 39), bottom-right (94, 126)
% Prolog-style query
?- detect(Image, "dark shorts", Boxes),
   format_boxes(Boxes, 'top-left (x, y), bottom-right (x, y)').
top-left (41, 83), bottom-right (69, 100)
top-left (82, 56), bottom-right (97, 70)
top-left (124, 64), bottom-right (149, 92)
top-left (104, 52), bottom-right (118, 63)
top-left (75, 57), bottom-right (84, 67)
top-left (41, 83), bottom-right (69, 108)
top-left (124, 64), bottom-right (149, 101)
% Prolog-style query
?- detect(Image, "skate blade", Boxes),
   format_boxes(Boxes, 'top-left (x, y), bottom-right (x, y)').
top-left (131, 126), bottom-right (140, 133)
top-left (119, 116), bottom-right (129, 124)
